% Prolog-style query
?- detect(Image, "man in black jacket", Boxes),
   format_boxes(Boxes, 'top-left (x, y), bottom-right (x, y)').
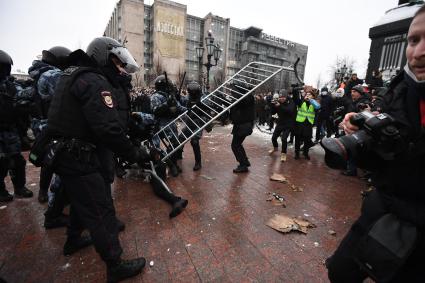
top-left (344, 73), bottom-right (364, 97)
top-left (230, 83), bottom-right (255, 173)
top-left (315, 87), bottom-right (334, 142)
top-left (47, 37), bottom-right (150, 282)
top-left (327, 6), bottom-right (425, 282)
top-left (341, 84), bottom-right (371, 176)
top-left (268, 90), bottom-right (296, 162)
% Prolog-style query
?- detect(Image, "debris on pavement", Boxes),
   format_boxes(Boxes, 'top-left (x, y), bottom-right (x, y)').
top-left (266, 214), bottom-right (316, 234)
top-left (328, 230), bottom-right (336, 236)
top-left (200, 175), bottom-right (214, 180)
top-left (266, 192), bottom-right (286, 207)
top-left (291, 184), bottom-right (303, 192)
top-left (314, 242), bottom-right (320, 247)
top-left (0, 206), bottom-right (7, 210)
top-left (270, 173), bottom-right (287, 183)
top-left (269, 174), bottom-right (304, 193)
top-left (60, 263), bottom-right (71, 271)
top-left (149, 260), bottom-right (154, 267)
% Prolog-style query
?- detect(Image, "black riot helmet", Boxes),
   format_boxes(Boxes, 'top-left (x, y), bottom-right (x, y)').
top-left (0, 50), bottom-right (13, 66)
top-left (187, 81), bottom-right (202, 99)
top-left (154, 75), bottom-right (168, 92)
top-left (0, 50), bottom-right (13, 79)
top-left (86, 36), bottom-right (139, 73)
top-left (42, 46), bottom-right (72, 70)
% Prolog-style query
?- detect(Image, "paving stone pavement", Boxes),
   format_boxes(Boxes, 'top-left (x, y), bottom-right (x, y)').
top-left (0, 125), bottom-right (366, 282)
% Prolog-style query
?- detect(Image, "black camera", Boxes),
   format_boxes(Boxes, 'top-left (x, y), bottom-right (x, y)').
top-left (332, 106), bottom-right (346, 125)
top-left (320, 111), bottom-right (405, 170)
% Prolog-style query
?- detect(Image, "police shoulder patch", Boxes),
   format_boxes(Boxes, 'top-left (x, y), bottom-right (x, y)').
top-left (101, 91), bottom-right (114, 108)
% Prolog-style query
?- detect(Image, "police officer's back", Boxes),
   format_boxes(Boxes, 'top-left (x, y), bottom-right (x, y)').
top-left (47, 37), bottom-right (150, 282)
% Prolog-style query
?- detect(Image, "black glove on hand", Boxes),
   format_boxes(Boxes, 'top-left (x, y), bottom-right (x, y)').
top-left (134, 147), bottom-right (150, 165)
top-left (167, 96), bottom-right (177, 107)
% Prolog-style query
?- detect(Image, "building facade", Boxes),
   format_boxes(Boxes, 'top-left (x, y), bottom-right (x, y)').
top-left (367, 0), bottom-right (424, 83)
top-left (104, 0), bottom-right (308, 91)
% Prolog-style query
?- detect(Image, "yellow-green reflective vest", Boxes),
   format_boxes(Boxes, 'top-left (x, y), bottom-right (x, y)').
top-left (296, 102), bottom-right (315, 124)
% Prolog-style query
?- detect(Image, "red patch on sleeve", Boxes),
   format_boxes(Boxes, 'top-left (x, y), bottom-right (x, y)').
top-left (101, 91), bottom-right (114, 108)
top-left (420, 98), bottom-right (425, 127)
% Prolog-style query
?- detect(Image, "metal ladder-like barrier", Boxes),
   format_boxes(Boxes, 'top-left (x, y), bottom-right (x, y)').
top-left (152, 61), bottom-right (296, 161)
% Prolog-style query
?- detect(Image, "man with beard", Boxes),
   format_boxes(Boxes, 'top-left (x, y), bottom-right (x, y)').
top-left (327, 6), bottom-right (425, 282)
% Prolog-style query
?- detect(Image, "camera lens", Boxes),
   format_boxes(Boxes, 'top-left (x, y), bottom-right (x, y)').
top-left (321, 130), bottom-right (372, 170)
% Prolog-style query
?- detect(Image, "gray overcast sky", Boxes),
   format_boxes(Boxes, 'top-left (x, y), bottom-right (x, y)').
top-left (0, 0), bottom-right (396, 86)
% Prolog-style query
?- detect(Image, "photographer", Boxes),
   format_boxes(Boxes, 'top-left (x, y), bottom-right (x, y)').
top-left (327, 6), bottom-right (425, 282)
top-left (341, 84), bottom-right (371, 176)
top-left (315, 86), bottom-right (335, 142)
top-left (268, 90), bottom-right (296, 162)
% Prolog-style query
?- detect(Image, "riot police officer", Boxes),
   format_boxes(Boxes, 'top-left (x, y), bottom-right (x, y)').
top-left (28, 46), bottom-right (71, 217)
top-left (47, 37), bottom-right (150, 282)
top-left (28, 46), bottom-right (72, 231)
top-left (129, 111), bottom-right (188, 217)
top-left (0, 50), bottom-right (33, 202)
top-left (150, 74), bottom-right (186, 176)
top-left (179, 81), bottom-right (212, 171)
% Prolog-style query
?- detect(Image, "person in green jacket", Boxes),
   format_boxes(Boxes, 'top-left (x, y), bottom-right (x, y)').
top-left (293, 90), bottom-right (320, 159)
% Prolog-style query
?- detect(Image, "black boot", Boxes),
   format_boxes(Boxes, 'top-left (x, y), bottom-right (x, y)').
top-left (115, 166), bottom-right (127, 179)
top-left (38, 190), bottom-right (48, 203)
top-left (294, 152), bottom-right (300, 160)
top-left (44, 213), bottom-right (69, 229)
top-left (0, 186), bottom-right (13, 202)
top-left (191, 139), bottom-right (202, 171)
top-left (169, 198), bottom-right (188, 218)
top-left (14, 187), bottom-right (33, 198)
top-left (116, 218), bottom-right (125, 232)
top-left (166, 160), bottom-right (179, 177)
top-left (63, 235), bottom-right (93, 256)
top-left (193, 162), bottom-right (202, 171)
top-left (176, 164), bottom-right (182, 173)
top-left (107, 257), bottom-right (146, 283)
top-left (303, 152), bottom-right (310, 160)
top-left (233, 165), bottom-right (248, 173)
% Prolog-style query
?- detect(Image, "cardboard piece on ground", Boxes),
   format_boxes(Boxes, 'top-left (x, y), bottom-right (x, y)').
top-left (266, 214), bottom-right (316, 234)
top-left (270, 173), bottom-right (287, 183)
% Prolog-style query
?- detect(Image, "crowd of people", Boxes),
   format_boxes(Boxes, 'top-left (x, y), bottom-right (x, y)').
top-left (0, 4), bottom-right (424, 282)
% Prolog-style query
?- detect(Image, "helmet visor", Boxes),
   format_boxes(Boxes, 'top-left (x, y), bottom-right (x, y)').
top-left (110, 46), bottom-right (139, 73)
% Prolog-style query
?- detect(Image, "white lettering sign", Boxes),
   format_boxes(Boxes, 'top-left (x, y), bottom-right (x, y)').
top-left (155, 22), bottom-right (184, 37)
top-left (384, 34), bottom-right (406, 43)
top-left (261, 33), bottom-right (295, 48)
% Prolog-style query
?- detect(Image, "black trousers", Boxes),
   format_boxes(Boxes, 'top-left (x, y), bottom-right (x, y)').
top-left (315, 115), bottom-right (334, 140)
top-left (295, 121), bottom-right (313, 155)
top-left (190, 138), bottom-right (201, 163)
top-left (0, 154), bottom-right (26, 190)
top-left (231, 134), bottom-right (249, 166)
top-left (39, 166), bottom-right (54, 195)
top-left (55, 151), bottom-right (122, 264)
top-left (150, 162), bottom-right (180, 204)
top-left (327, 190), bottom-right (425, 283)
top-left (44, 175), bottom-right (68, 218)
top-left (271, 125), bottom-right (291, 153)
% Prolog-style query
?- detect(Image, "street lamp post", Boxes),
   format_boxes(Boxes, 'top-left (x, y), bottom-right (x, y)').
top-left (334, 64), bottom-right (351, 88)
top-left (196, 31), bottom-right (222, 92)
top-left (334, 69), bottom-right (342, 88)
